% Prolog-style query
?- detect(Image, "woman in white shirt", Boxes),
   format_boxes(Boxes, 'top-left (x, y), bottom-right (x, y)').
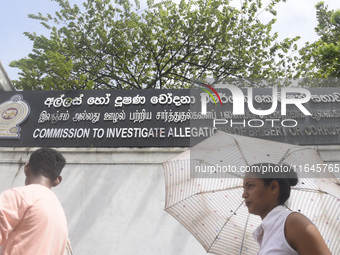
top-left (242, 163), bottom-right (331, 255)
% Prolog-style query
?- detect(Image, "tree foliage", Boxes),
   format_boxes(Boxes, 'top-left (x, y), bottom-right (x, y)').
top-left (10, 0), bottom-right (299, 90)
top-left (296, 1), bottom-right (340, 79)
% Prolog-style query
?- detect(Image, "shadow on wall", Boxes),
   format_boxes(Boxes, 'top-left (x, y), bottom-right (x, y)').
top-left (54, 163), bottom-right (206, 255)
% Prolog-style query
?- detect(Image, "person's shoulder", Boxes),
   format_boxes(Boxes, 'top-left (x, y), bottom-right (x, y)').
top-left (285, 212), bottom-right (312, 242)
top-left (9, 185), bottom-right (54, 204)
top-left (1, 186), bottom-right (26, 198)
top-left (286, 212), bottom-right (314, 237)
top-left (0, 186), bottom-right (29, 208)
top-left (285, 212), bottom-right (332, 254)
top-left (286, 212), bottom-right (311, 227)
top-left (10, 185), bottom-right (44, 195)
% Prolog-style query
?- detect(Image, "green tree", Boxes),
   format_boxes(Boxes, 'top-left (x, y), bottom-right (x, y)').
top-left (296, 1), bottom-right (340, 79)
top-left (10, 0), bottom-right (298, 90)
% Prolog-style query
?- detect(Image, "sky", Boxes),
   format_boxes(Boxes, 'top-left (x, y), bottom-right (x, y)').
top-left (1, 0), bottom-right (339, 81)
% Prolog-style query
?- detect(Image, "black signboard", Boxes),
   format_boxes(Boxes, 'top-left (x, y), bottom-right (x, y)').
top-left (190, 87), bottom-right (340, 146)
top-left (0, 90), bottom-right (191, 147)
top-left (0, 88), bottom-right (339, 147)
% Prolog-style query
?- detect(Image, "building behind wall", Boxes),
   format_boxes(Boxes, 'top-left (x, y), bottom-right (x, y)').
top-left (0, 60), bottom-right (15, 91)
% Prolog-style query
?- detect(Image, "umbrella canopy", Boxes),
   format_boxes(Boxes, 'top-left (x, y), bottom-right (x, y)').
top-left (163, 131), bottom-right (340, 255)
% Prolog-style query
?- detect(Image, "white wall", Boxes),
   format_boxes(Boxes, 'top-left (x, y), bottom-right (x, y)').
top-left (1, 146), bottom-right (339, 254)
top-left (1, 147), bottom-right (209, 255)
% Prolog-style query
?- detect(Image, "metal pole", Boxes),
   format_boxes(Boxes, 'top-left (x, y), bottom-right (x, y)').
top-left (238, 213), bottom-right (250, 255)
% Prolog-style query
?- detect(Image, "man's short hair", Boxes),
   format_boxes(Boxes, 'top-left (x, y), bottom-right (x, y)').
top-left (28, 148), bottom-right (66, 181)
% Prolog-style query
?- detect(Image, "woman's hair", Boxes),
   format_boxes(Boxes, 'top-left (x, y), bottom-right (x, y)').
top-left (249, 163), bottom-right (298, 205)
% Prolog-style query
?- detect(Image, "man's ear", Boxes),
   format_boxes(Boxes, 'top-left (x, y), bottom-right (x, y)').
top-left (52, 176), bottom-right (63, 187)
top-left (24, 163), bottom-right (30, 176)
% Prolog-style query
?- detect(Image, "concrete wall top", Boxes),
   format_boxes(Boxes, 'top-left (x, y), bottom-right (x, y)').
top-left (1, 145), bottom-right (339, 164)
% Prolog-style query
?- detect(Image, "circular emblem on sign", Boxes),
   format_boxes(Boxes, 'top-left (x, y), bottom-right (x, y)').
top-left (0, 94), bottom-right (30, 139)
top-left (2, 108), bottom-right (18, 120)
